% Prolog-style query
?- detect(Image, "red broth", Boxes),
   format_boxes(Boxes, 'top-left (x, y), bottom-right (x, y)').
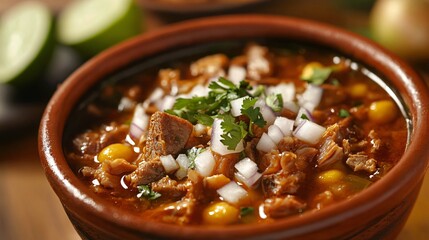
top-left (64, 42), bottom-right (408, 225)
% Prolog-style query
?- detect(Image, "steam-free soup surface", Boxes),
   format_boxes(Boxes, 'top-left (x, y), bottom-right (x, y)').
top-left (65, 42), bottom-right (407, 225)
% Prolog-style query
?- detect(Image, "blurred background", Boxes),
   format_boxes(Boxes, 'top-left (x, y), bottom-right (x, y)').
top-left (0, 0), bottom-right (428, 239)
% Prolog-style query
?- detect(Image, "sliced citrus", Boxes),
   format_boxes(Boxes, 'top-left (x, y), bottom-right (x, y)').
top-left (57, 0), bottom-right (143, 57)
top-left (0, 1), bottom-right (55, 86)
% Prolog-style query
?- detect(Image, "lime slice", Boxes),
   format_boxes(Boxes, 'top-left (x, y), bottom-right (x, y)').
top-left (0, 1), bottom-right (55, 86)
top-left (57, 0), bottom-right (143, 57)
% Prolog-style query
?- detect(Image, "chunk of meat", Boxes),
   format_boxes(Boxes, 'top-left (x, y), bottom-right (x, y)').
top-left (263, 195), bottom-right (306, 218)
top-left (368, 130), bottom-right (381, 154)
top-left (190, 54), bottom-right (228, 77)
top-left (158, 68), bottom-right (180, 95)
top-left (262, 172), bottom-right (305, 196)
top-left (346, 153), bottom-right (377, 173)
top-left (246, 44), bottom-right (274, 80)
top-left (317, 124), bottom-right (344, 167)
top-left (158, 197), bottom-right (196, 225)
top-left (151, 176), bottom-right (187, 200)
top-left (81, 166), bottom-right (121, 189)
top-left (127, 112), bottom-right (193, 187)
top-left (145, 111), bottom-right (193, 159)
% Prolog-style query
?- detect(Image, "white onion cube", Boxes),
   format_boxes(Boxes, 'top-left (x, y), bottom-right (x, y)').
top-left (211, 118), bottom-right (244, 155)
top-left (176, 154), bottom-right (190, 169)
top-left (295, 107), bottom-right (312, 126)
top-left (234, 158), bottom-right (258, 179)
top-left (283, 101), bottom-right (300, 113)
top-left (160, 155), bottom-right (179, 173)
top-left (255, 99), bottom-right (276, 125)
top-left (228, 65), bottom-right (246, 84)
top-left (274, 117), bottom-right (294, 137)
top-left (298, 84), bottom-right (323, 111)
top-left (217, 181), bottom-right (248, 204)
top-left (266, 83), bottom-right (296, 103)
top-left (293, 120), bottom-right (326, 144)
top-left (235, 172), bottom-right (262, 188)
top-left (230, 97), bottom-right (249, 117)
top-left (256, 133), bottom-right (277, 152)
top-left (267, 125), bottom-right (284, 144)
top-left (194, 149), bottom-right (216, 177)
top-left (175, 168), bottom-right (188, 180)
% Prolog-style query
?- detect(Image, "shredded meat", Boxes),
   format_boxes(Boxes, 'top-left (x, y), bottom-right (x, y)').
top-left (263, 195), bottom-right (306, 218)
top-left (246, 44), bottom-right (274, 80)
top-left (151, 176), bottom-right (187, 200)
top-left (212, 153), bottom-right (240, 179)
top-left (262, 148), bottom-right (317, 197)
top-left (102, 159), bottom-right (137, 175)
top-left (317, 124), bottom-right (344, 167)
top-left (346, 153), bottom-right (377, 173)
top-left (190, 54), bottom-right (228, 77)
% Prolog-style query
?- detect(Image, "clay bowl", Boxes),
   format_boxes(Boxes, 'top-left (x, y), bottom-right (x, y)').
top-left (39, 15), bottom-right (429, 239)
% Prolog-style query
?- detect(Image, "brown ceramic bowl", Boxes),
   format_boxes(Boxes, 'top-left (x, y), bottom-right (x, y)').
top-left (39, 15), bottom-right (429, 239)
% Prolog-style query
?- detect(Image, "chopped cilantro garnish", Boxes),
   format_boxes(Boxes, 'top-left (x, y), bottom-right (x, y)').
top-left (266, 93), bottom-right (283, 112)
top-left (302, 67), bottom-right (332, 85)
top-left (240, 207), bottom-right (254, 217)
top-left (339, 109), bottom-right (350, 118)
top-left (167, 78), bottom-right (252, 125)
top-left (137, 185), bottom-right (161, 200)
top-left (219, 114), bottom-right (248, 150)
top-left (301, 114), bottom-right (309, 120)
top-left (242, 98), bottom-right (266, 128)
top-left (186, 147), bottom-right (204, 169)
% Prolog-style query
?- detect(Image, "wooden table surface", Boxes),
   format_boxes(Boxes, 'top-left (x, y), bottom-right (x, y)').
top-left (1, 1), bottom-right (428, 239)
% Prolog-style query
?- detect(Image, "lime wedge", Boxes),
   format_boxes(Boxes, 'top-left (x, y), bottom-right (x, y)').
top-left (57, 0), bottom-right (143, 57)
top-left (0, 1), bottom-right (55, 86)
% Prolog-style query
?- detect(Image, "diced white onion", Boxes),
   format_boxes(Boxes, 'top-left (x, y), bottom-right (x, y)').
top-left (235, 172), bottom-right (262, 188)
top-left (217, 181), bottom-right (248, 204)
top-left (175, 154), bottom-right (190, 180)
top-left (118, 97), bottom-right (135, 111)
top-left (293, 120), bottom-right (326, 144)
top-left (194, 149), bottom-right (216, 177)
top-left (129, 104), bottom-right (149, 139)
top-left (255, 99), bottom-right (276, 125)
top-left (274, 117), bottom-right (294, 137)
top-left (267, 125), bottom-right (284, 144)
top-left (160, 155), bottom-right (179, 173)
top-left (148, 88), bottom-right (164, 102)
top-left (234, 158), bottom-right (258, 179)
top-left (298, 84), bottom-right (323, 111)
top-left (283, 101), bottom-right (300, 113)
top-left (211, 118), bottom-right (244, 155)
top-left (230, 96), bottom-right (249, 117)
top-left (295, 107), bottom-right (313, 126)
top-left (256, 133), bottom-right (277, 152)
top-left (228, 65), bottom-right (246, 84)
top-left (266, 83), bottom-right (296, 103)
top-left (189, 85), bottom-right (209, 97)
top-left (176, 154), bottom-right (190, 169)
top-left (161, 95), bottom-right (177, 111)
top-left (194, 124), bottom-right (207, 137)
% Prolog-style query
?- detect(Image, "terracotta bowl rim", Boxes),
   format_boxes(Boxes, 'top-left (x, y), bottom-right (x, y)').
top-left (39, 14), bottom-right (429, 239)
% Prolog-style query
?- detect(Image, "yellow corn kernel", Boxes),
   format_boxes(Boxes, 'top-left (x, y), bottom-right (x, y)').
top-left (301, 62), bottom-right (323, 79)
top-left (316, 169), bottom-right (345, 186)
top-left (98, 143), bottom-right (135, 163)
top-left (368, 100), bottom-right (398, 124)
top-left (348, 83), bottom-right (368, 98)
top-left (202, 202), bottom-right (239, 225)
top-left (204, 174), bottom-right (231, 190)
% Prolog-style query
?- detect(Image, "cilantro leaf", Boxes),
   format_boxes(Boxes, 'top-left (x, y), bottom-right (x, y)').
top-left (137, 185), bottom-right (161, 200)
top-left (242, 98), bottom-right (266, 128)
top-left (266, 93), bottom-right (283, 112)
top-left (301, 114), bottom-right (309, 120)
top-left (240, 207), bottom-right (254, 217)
top-left (339, 109), bottom-right (350, 118)
top-left (220, 114), bottom-right (248, 150)
top-left (195, 114), bottom-right (214, 126)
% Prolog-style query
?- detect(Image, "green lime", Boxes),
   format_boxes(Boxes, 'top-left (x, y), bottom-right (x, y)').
top-left (57, 0), bottom-right (143, 57)
top-left (0, 1), bottom-right (55, 86)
